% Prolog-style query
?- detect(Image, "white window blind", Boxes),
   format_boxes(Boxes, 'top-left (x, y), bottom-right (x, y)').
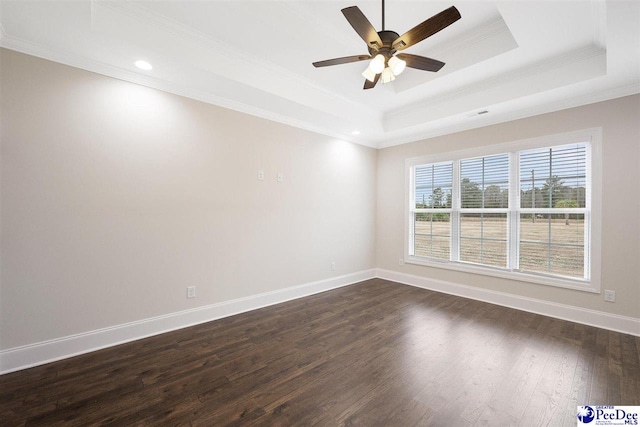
top-left (518, 143), bottom-right (589, 279)
top-left (459, 154), bottom-right (509, 268)
top-left (406, 135), bottom-right (595, 290)
top-left (412, 162), bottom-right (453, 260)
top-left (415, 162), bottom-right (453, 209)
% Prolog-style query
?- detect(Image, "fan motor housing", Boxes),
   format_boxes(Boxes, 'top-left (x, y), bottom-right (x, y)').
top-left (368, 30), bottom-right (400, 58)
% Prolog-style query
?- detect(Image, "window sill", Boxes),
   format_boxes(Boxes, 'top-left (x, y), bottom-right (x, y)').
top-left (405, 256), bottom-right (600, 293)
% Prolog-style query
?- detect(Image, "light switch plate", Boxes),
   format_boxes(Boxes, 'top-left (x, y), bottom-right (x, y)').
top-left (604, 289), bottom-right (615, 302)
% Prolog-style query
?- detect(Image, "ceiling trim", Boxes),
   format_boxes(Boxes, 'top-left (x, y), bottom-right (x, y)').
top-left (392, 16), bottom-right (517, 93)
top-left (383, 44), bottom-right (606, 130)
top-left (378, 82), bottom-right (640, 149)
top-left (0, 31), bottom-right (377, 149)
top-left (93, 1), bottom-right (377, 117)
top-left (2, 30), bottom-right (636, 151)
top-left (431, 17), bottom-right (512, 59)
top-left (1, 0), bottom-right (636, 151)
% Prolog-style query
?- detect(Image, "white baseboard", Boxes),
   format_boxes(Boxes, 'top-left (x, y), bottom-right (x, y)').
top-left (376, 268), bottom-right (640, 337)
top-left (3, 268), bottom-right (637, 375)
top-left (0, 269), bottom-right (376, 375)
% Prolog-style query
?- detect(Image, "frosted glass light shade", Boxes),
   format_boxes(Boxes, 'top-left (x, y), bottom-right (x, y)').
top-left (361, 67), bottom-right (377, 82)
top-left (381, 67), bottom-right (395, 83)
top-left (369, 54), bottom-right (385, 74)
top-left (388, 56), bottom-right (406, 76)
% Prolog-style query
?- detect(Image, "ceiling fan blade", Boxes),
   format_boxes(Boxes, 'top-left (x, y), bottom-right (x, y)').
top-left (363, 73), bottom-right (380, 90)
top-left (342, 6), bottom-right (384, 50)
top-left (313, 55), bottom-right (371, 68)
top-left (392, 6), bottom-right (461, 51)
top-left (396, 53), bottom-right (445, 72)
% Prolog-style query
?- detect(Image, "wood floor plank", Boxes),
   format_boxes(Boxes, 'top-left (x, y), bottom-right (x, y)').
top-left (487, 340), bottom-right (551, 420)
top-left (519, 337), bottom-right (578, 426)
top-left (562, 348), bottom-right (595, 425)
top-left (474, 406), bottom-right (519, 427)
top-left (1, 279), bottom-right (638, 426)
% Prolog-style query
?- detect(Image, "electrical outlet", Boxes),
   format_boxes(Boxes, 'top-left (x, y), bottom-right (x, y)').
top-left (277, 173), bottom-right (283, 183)
top-left (604, 289), bottom-right (615, 303)
top-left (330, 261), bottom-right (335, 271)
top-left (257, 170), bottom-right (264, 181)
top-left (187, 286), bottom-right (196, 299)
top-left (399, 258), bottom-right (404, 266)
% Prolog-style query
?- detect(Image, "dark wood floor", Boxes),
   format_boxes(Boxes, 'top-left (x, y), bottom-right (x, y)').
top-left (1, 279), bottom-right (639, 426)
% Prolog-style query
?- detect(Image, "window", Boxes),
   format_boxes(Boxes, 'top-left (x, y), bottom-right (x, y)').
top-left (459, 154), bottom-right (509, 268)
top-left (518, 144), bottom-right (588, 279)
top-left (413, 162), bottom-right (452, 261)
top-left (405, 129), bottom-right (601, 292)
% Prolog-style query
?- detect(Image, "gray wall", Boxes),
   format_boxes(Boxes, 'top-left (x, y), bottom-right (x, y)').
top-left (0, 49), bottom-right (377, 349)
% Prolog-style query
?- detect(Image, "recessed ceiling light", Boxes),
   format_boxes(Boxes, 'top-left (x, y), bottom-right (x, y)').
top-left (135, 60), bottom-right (153, 71)
top-left (352, 130), bottom-right (361, 135)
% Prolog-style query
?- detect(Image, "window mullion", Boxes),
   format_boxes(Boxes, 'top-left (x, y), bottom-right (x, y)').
top-left (584, 142), bottom-right (592, 280)
top-left (409, 167), bottom-right (415, 257)
top-left (584, 211), bottom-right (591, 280)
top-left (508, 151), bottom-right (519, 270)
top-left (451, 160), bottom-right (460, 262)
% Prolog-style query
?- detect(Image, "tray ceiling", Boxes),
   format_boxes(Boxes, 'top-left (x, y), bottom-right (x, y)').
top-left (1, 0), bottom-right (638, 148)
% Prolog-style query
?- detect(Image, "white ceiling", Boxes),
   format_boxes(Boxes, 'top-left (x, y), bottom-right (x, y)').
top-left (1, 0), bottom-right (639, 148)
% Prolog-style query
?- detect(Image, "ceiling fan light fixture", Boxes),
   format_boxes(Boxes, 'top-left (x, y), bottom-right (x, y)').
top-left (388, 56), bottom-right (406, 76)
top-left (361, 66), bottom-right (377, 82)
top-left (381, 67), bottom-right (395, 84)
top-left (312, 3), bottom-right (461, 90)
top-left (369, 54), bottom-right (386, 74)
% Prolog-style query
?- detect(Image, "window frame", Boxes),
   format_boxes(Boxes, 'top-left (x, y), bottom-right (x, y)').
top-left (404, 128), bottom-right (601, 293)
top-left (458, 153), bottom-right (510, 268)
top-left (410, 161), bottom-right (454, 262)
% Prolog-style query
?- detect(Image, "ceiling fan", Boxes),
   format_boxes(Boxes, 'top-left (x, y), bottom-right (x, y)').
top-left (312, 0), bottom-right (461, 90)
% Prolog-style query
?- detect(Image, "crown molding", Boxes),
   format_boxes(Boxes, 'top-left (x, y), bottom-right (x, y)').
top-left (0, 33), bottom-right (378, 149)
top-left (377, 82), bottom-right (640, 149)
top-left (393, 16), bottom-right (518, 94)
top-left (92, 1), bottom-right (378, 119)
top-left (431, 17), bottom-right (514, 60)
top-left (2, 32), bottom-right (636, 152)
top-left (1, 0), bottom-right (635, 151)
top-left (3, 33), bottom-right (635, 152)
top-left (384, 44), bottom-right (606, 131)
